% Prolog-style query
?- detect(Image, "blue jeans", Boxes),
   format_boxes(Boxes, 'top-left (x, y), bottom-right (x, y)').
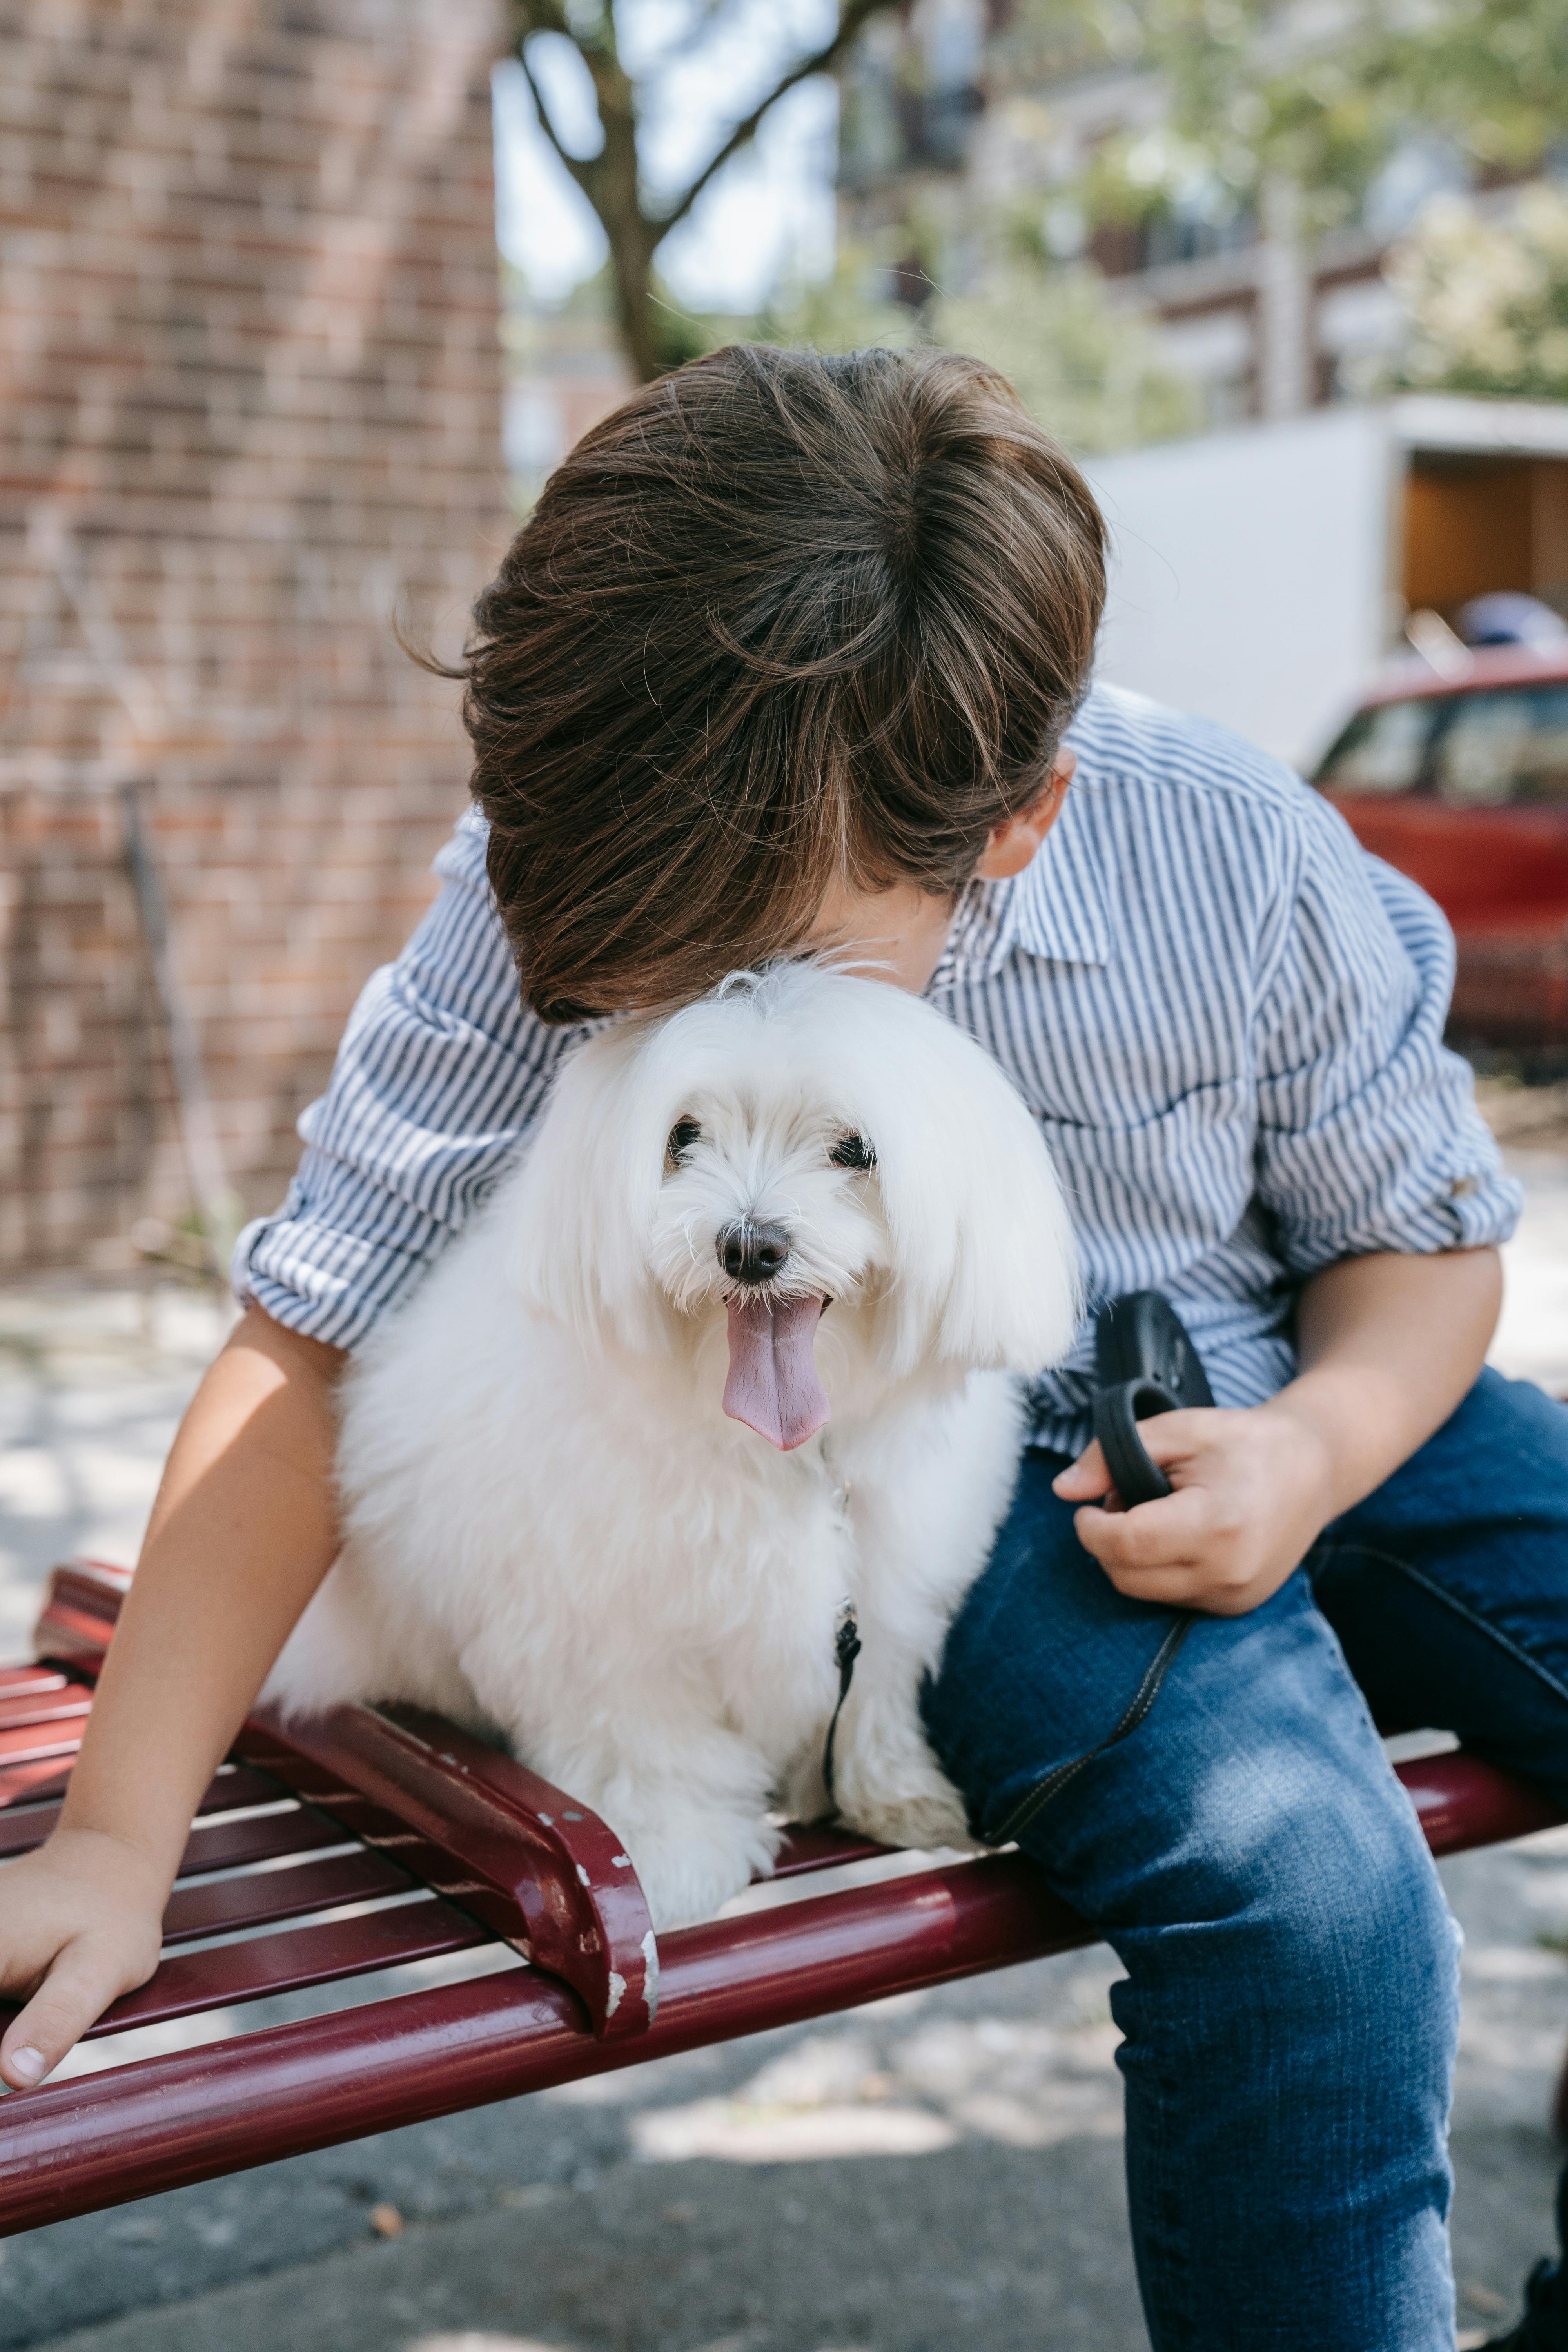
top-left (923, 1368), bottom-right (1568, 2352)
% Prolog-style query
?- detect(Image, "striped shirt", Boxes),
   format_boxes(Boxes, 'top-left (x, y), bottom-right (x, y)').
top-left (236, 683), bottom-right (1522, 1455)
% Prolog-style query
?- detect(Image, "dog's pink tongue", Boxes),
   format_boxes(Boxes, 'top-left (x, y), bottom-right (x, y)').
top-left (723, 1296), bottom-right (829, 1451)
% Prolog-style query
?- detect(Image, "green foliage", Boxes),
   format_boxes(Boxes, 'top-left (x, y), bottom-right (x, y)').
top-left (646, 287), bottom-right (721, 372)
top-left (1385, 184), bottom-right (1568, 400)
top-left (754, 249), bottom-right (923, 357)
top-left (1009, 0), bottom-right (1568, 234)
top-left (757, 246), bottom-right (1198, 456)
top-left (928, 262), bottom-right (1199, 453)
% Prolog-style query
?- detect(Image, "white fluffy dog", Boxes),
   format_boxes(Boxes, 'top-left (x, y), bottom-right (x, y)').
top-left (265, 963), bottom-right (1079, 1928)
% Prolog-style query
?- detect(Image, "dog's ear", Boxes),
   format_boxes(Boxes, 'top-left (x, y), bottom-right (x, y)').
top-left (501, 1022), bottom-right (671, 1354)
top-left (833, 985), bottom-right (1081, 1379)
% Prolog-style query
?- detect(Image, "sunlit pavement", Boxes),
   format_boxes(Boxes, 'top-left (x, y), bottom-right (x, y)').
top-left (2, 1165), bottom-right (1567, 2350)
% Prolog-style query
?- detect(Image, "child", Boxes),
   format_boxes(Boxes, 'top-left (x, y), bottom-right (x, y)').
top-left (0, 345), bottom-right (1550, 2351)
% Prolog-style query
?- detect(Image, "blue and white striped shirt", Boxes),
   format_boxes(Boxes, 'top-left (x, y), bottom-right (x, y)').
top-left (236, 684), bottom-right (1522, 1455)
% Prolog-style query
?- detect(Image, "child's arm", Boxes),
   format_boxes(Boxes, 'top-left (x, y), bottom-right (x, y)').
top-left (1055, 769), bottom-right (1517, 1621)
top-left (1056, 1243), bottom-right (1503, 1615)
top-left (0, 818), bottom-right (579, 2090)
top-left (0, 1307), bottom-right (344, 2090)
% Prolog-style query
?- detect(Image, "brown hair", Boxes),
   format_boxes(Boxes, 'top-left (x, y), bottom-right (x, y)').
top-left (461, 343), bottom-right (1105, 1023)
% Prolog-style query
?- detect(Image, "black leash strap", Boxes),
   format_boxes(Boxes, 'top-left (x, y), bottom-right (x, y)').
top-left (818, 1292), bottom-right (1212, 1837)
top-left (990, 1610), bottom-right (1194, 1845)
top-left (995, 1291), bottom-right (1212, 1845)
top-left (820, 1599), bottom-right (861, 1815)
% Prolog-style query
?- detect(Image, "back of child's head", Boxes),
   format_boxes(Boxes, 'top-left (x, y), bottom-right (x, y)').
top-left (461, 342), bottom-right (1105, 1022)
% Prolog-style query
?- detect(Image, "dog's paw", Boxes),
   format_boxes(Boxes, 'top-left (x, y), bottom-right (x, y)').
top-left (778, 1743), bottom-right (829, 1828)
top-left (620, 1811), bottom-right (783, 1931)
top-left (838, 1779), bottom-right (977, 1855)
top-left (829, 1723), bottom-right (978, 1855)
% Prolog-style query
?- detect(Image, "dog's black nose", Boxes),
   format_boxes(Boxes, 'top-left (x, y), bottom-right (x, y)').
top-left (718, 1221), bottom-right (790, 1287)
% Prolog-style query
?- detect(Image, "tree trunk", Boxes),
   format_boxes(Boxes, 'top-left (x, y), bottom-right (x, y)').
top-left (577, 44), bottom-right (663, 382)
top-left (516, 0), bottom-right (903, 383)
top-left (603, 212), bottom-right (661, 382)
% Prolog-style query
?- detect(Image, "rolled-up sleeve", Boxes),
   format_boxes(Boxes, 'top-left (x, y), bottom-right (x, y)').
top-left (1254, 796), bottom-right (1522, 1272)
top-left (234, 809), bottom-right (586, 1348)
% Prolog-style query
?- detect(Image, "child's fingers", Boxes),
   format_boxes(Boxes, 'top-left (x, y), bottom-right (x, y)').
top-left (0, 1937), bottom-right (147, 2091)
top-left (1092, 1559), bottom-right (1210, 1607)
top-left (1074, 1487), bottom-right (1209, 1577)
top-left (1053, 1441), bottom-right (1112, 1500)
top-left (1053, 1412), bottom-right (1221, 1505)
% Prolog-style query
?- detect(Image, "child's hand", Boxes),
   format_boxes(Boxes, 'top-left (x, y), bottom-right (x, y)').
top-left (0, 1830), bottom-right (167, 2089)
top-left (1053, 1401), bottom-right (1337, 1618)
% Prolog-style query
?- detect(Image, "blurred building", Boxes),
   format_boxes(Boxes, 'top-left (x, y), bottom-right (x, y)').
top-left (501, 277), bottom-right (632, 513)
top-left (837, 0), bottom-right (1449, 430)
top-left (0, 0), bottom-right (506, 1271)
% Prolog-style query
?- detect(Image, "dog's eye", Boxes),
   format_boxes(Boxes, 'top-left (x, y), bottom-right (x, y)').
top-left (830, 1133), bottom-right (875, 1171)
top-left (668, 1119), bottom-right (701, 1161)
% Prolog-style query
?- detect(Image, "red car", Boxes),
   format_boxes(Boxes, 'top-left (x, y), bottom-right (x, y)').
top-left (1312, 648), bottom-right (1568, 1046)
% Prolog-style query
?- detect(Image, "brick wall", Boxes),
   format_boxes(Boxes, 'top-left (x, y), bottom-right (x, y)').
top-left (0, 0), bottom-right (507, 1269)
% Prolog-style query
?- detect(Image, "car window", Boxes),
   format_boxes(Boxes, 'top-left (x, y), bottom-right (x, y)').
top-left (1435, 684), bottom-right (1568, 808)
top-left (1316, 698), bottom-right (1437, 796)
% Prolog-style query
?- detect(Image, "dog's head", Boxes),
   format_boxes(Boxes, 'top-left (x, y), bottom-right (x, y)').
top-left (506, 964), bottom-right (1080, 1448)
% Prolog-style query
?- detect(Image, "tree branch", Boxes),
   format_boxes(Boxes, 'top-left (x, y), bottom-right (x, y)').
top-left (516, 39), bottom-right (598, 198)
top-left (653, 0), bottom-right (895, 238)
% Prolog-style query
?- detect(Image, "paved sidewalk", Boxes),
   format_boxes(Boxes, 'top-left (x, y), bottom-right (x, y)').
top-left (2, 1147), bottom-right (1568, 2350)
top-left (0, 1277), bottom-right (235, 1657)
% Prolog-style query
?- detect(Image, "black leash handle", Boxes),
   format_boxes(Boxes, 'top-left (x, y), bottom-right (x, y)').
top-left (1092, 1376), bottom-right (1182, 1507)
top-left (1090, 1290), bottom-right (1215, 1509)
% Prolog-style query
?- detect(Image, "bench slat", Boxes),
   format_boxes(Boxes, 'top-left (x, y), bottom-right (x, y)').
top-left (240, 1704), bottom-right (658, 2045)
top-left (0, 1719), bottom-right (86, 1769)
top-left (161, 1851), bottom-right (415, 1945)
top-left (30, 1567), bottom-right (658, 2048)
top-left (1397, 1748), bottom-right (1562, 1854)
top-left (0, 1762), bottom-right (287, 1842)
top-left (82, 1896), bottom-right (492, 2038)
top-left (4, 1560), bottom-right (1566, 2252)
top-left (192, 1766), bottom-right (296, 1817)
top-left (0, 1682), bottom-right (94, 1734)
top-left (0, 1852), bottom-right (1082, 2234)
top-left (0, 1793), bottom-right (345, 1872)
top-left (0, 1667), bottom-right (71, 1701)
top-left (175, 1806), bottom-right (350, 1879)
top-left (0, 1757), bottom-right (88, 1815)
top-left (772, 1824), bottom-right (893, 1877)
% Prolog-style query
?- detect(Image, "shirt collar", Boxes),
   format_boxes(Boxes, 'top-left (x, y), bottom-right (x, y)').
top-left (931, 787), bottom-right (1112, 989)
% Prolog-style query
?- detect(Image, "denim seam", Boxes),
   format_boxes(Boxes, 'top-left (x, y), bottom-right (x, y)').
top-left (1320, 1535), bottom-right (1568, 1715)
top-left (988, 1612), bottom-right (1195, 1847)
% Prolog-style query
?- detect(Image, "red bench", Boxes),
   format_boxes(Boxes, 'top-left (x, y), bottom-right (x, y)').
top-left (2, 1556), bottom-right (1562, 2239)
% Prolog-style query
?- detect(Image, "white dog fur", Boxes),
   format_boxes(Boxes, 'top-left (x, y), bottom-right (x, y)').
top-left (265, 962), bottom-right (1080, 1929)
